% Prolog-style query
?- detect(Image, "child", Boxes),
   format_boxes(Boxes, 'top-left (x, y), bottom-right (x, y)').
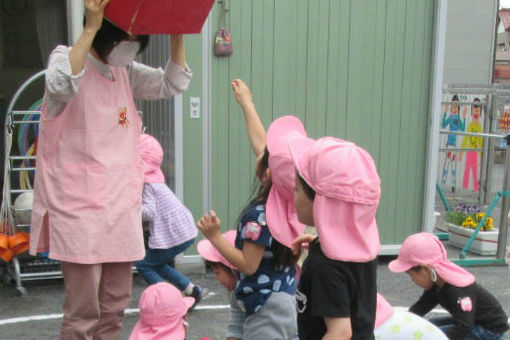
top-left (389, 232), bottom-right (509, 340)
top-left (289, 136), bottom-right (381, 339)
top-left (129, 282), bottom-right (194, 340)
top-left (197, 79), bottom-right (305, 340)
top-left (136, 133), bottom-right (207, 306)
top-left (197, 230), bottom-right (244, 340)
top-left (374, 293), bottom-right (448, 339)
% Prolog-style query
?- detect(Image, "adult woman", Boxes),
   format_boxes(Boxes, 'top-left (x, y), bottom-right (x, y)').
top-left (29, 1), bottom-right (192, 338)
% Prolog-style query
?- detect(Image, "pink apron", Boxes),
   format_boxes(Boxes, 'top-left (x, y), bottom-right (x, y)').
top-left (29, 60), bottom-right (145, 264)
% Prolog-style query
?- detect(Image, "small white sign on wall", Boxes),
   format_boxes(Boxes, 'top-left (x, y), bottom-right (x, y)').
top-left (190, 97), bottom-right (200, 119)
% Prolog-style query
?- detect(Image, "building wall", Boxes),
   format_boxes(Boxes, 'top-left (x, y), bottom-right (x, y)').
top-left (443, 0), bottom-right (498, 84)
top-left (181, 0), bottom-right (436, 245)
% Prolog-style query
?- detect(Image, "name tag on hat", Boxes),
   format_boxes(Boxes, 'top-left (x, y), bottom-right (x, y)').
top-left (104, 0), bottom-right (215, 35)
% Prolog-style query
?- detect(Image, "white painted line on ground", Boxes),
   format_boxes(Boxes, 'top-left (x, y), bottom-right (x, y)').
top-left (0, 306), bottom-right (508, 326)
top-left (0, 304), bottom-right (231, 325)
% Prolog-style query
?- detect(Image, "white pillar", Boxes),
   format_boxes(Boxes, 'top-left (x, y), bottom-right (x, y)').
top-left (423, 0), bottom-right (448, 233)
top-left (66, 0), bottom-right (84, 44)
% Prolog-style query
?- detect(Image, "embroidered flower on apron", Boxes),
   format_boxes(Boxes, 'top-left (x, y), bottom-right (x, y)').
top-left (118, 107), bottom-right (130, 127)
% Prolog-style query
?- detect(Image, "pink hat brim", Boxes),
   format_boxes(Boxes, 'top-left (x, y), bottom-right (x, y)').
top-left (197, 230), bottom-right (237, 269)
top-left (288, 136), bottom-right (317, 190)
top-left (388, 257), bottom-right (414, 273)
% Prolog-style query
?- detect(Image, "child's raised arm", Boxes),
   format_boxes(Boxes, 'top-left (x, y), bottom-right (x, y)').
top-left (231, 79), bottom-right (266, 157)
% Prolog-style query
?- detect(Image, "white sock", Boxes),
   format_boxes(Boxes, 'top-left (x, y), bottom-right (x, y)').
top-left (184, 283), bottom-right (194, 295)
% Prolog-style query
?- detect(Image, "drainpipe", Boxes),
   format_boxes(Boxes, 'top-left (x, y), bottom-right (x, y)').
top-left (423, 0), bottom-right (448, 233)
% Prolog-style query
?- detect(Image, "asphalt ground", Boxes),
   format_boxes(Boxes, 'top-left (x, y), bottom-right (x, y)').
top-left (0, 255), bottom-right (509, 340)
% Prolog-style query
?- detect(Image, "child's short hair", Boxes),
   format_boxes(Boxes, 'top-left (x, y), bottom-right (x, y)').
top-left (297, 173), bottom-right (316, 200)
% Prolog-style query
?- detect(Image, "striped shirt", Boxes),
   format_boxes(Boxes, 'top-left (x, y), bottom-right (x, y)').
top-left (142, 183), bottom-right (197, 249)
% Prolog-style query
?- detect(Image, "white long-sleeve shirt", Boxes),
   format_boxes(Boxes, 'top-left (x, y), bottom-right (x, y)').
top-left (44, 45), bottom-right (192, 118)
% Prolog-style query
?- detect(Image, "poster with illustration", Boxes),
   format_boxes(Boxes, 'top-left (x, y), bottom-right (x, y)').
top-left (439, 94), bottom-right (485, 193)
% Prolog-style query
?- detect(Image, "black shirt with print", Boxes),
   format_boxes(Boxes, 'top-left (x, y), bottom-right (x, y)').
top-left (297, 238), bottom-right (377, 340)
top-left (409, 282), bottom-right (509, 340)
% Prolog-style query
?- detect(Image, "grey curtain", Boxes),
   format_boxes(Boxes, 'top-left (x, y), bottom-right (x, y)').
top-left (34, 0), bottom-right (67, 66)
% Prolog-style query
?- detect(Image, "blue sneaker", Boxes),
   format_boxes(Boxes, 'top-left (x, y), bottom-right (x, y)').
top-left (189, 285), bottom-right (209, 311)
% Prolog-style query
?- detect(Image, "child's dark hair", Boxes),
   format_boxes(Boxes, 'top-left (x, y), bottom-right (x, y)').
top-left (297, 174), bottom-right (316, 200)
top-left (244, 147), bottom-right (299, 269)
top-left (472, 97), bottom-right (481, 112)
top-left (409, 265), bottom-right (423, 272)
top-left (85, 18), bottom-right (149, 62)
top-left (205, 260), bottom-right (234, 274)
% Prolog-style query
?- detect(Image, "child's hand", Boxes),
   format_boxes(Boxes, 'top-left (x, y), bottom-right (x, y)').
top-left (231, 79), bottom-right (253, 108)
top-left (291, 234), bottom-right (317, 256)
top-left (84, 0), bottom-right (110, 32)
top-left (197, 210), bottom-right (222, 240)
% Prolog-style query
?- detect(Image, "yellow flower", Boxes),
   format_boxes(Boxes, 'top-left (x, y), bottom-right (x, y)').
top-left (462, 217), bottom-right (474, 227)
top-left (476, 212), bottom-right (485, 221)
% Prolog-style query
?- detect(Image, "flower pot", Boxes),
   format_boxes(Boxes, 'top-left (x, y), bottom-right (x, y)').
top-left (446, 223), bottom-right (499, 255)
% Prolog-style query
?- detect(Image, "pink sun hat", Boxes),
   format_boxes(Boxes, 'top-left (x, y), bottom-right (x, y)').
top-left (388, 232), bottom-right (475, 287)
top-left (197, 230), bottom-right (237, 269)
top-left (140, 134), bottom-right (165, 183)
top-left (289, 136), bottom-right (381, 262)
top-left (266, 116), bottom-right (307, 248)
top-left (375, 293), bottom-right (394, 328)
top-left (129, 282), bottom-right (194, 340)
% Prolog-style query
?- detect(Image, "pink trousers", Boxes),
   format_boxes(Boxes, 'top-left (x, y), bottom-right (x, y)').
top-left (60, 261), bottom-right (133, 340)
top-left (463, 151), bottom-right (479, 192)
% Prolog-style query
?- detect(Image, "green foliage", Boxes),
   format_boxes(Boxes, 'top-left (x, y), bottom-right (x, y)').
top-left (445, 210), bottom-right (467, 226)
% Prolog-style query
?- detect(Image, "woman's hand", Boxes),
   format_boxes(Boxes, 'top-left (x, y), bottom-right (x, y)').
top-left (291, 233), bottom-right (317, 256)
top-left (197, 210), bottom-right (222, 240)
top-left (84, 0), bottom-right (110, 33)
top-left (231, 79), bottom-right (253, 109)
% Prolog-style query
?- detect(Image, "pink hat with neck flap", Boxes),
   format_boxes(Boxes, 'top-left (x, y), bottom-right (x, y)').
top-left (289, 136), bottom-right (381, 262)
top-left (388, 232), bottom-right (475, 287)
top-left (265, 116), bottom-right (307, 248)
top-left (140, 134), bottom-right (165, 183)
top-left (197, 230), bottom-right (237, 269)
top-left (129, 282), bottom-right (194, 340)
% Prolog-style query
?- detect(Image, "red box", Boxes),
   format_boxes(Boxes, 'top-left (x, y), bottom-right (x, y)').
top-left (104, 0), bottom-right (215, 35)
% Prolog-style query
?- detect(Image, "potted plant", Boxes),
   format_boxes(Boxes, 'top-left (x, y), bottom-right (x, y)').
top-left (445, 203), bottom-right (499, 255)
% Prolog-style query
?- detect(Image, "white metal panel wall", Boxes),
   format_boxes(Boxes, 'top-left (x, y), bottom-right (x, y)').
top-left (443, 0), bottom-right (498, 84)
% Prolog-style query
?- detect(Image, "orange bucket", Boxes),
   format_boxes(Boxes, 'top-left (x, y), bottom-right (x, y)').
top-left (8, 232), bottom-right (29, 255)
top-left (0, 233), bottom-right (8, 250)
top-left (0, 247), bottom-right (14, 262)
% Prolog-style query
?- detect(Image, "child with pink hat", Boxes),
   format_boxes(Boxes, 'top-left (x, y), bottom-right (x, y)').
top-left (374, 293), bottom-right (447, 339)
top-left (198, 230), bottom-right (244, 340)
top-left (389, 232), bottom-right (509, 340)
top-left (289, 136), bottom-right (381, 339)
top-left (129, 282), bottom-right (194, 340)
top-left (197, 79), bottom-right (305, 339)
top-left (136, 133), bottom-right (208, 307)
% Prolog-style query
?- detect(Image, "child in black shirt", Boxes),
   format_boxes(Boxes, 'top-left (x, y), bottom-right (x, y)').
top-left (389, 232), bottom-right (509, 340)
top-left (289, 137), bottom-right (382, 340)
